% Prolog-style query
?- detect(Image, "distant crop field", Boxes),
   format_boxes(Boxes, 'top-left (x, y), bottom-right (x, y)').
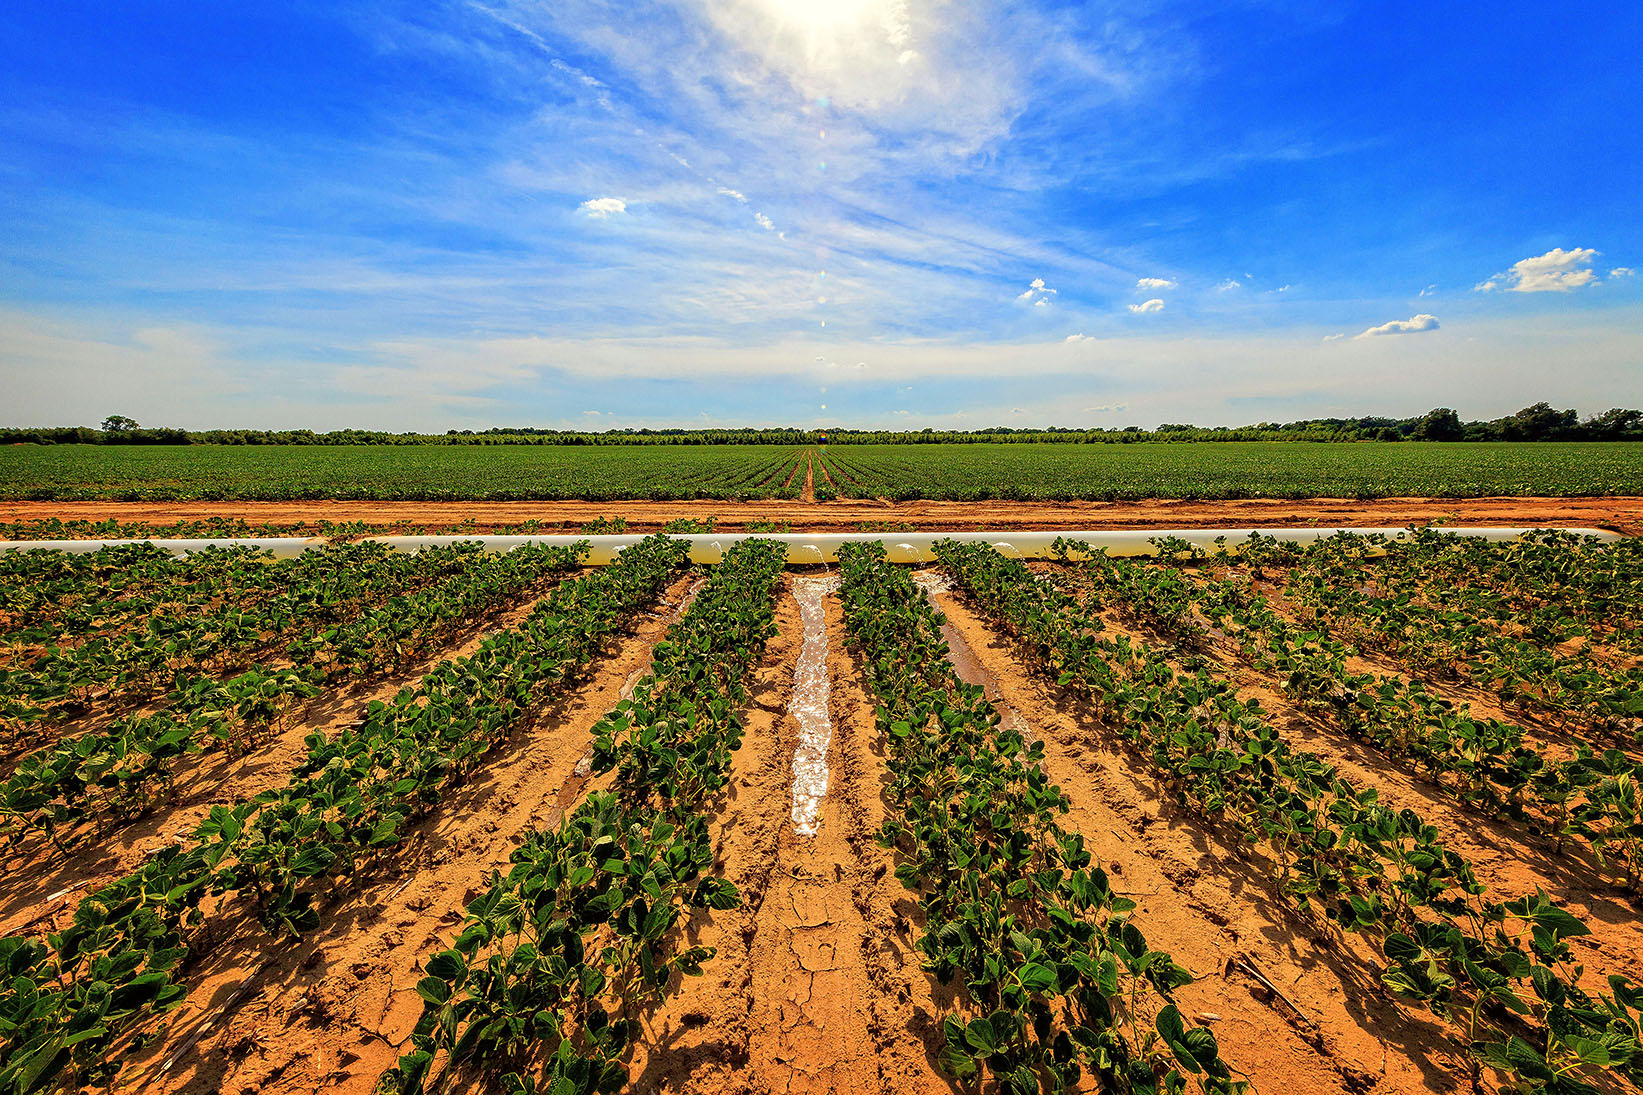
top-left (817, 441), bottom-right (1643, 500)
top-left (0, 444), bottom-right (805, 501)
top-left (1, 441), bottom-right (1640, 501)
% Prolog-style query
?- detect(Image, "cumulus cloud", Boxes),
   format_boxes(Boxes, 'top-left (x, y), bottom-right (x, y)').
top-left (1064, 333), bottom-right (1092, 342)
top-left (1322, 333), bottom-right (1346, 343)
top-left (1137, 277), bottom-right (1177, 290)
top-left (1613, 267), bottom-right (1635, 278)
top-left (1129, 298), bottom-right (1165, 314)
top-left (754, 212), bottom-right (775, 230)
top-left (579, 197), bottom-right (627, 218)
top-left (1017, 277), bottom-right (1056, 305)
top-left (1356, 314), bottom-right (1439, 339)
top-left (1477, 247), bottom-right (1600, 293)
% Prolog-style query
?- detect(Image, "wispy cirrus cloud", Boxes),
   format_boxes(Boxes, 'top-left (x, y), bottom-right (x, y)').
top-left (2, 1), bottom-right (1639, 430)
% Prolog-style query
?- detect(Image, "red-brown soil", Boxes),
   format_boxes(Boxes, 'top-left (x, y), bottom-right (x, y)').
top-left (4, 496), bottom-right (1641, 535)
top-left (6, 551), bottom-right (1643, 1095)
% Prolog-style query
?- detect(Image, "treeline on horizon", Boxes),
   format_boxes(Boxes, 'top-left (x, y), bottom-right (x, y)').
top-left (3, 402), bottom-right (1640, 446)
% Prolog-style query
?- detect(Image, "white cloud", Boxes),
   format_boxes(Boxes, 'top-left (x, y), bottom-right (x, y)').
top-left (1356, 313), bottom-right (1439, 339)
top-left (1017, 277), bottom-right (1057, 305)
top-left (1419, 284), bottom-right (1437, 297)
top-left (1082, 403), bottom-right (1128, 413)
top-left (1064, 333), bottom-right (1091, 342)
top-left (1129, 298), bottom-right (1164, 314)
top-left (1322, 333), bottom-right (1346, 342)
top-left (1477, 247), bottom-right (1600, 293)
top-left (754, 212), bottom-right (775, 230)
top-left (579, 196), bottom-right (627, 218)
top-left (1272, 284), bottom-right (1291, 293)
top-left (1136, 277), bottom-right (1176, 290)
top-left (717, 187), bottom-right (748, 202)
top-left (1215, 279), bottom-right (1242, 291)
top-left (1613, 267), bottom-right (1635, 278)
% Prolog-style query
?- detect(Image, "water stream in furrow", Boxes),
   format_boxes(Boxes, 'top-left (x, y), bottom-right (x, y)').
top-left (787, 573), bottom-right (840, 837)
top-left (912, 569), bottom-right (1033, 741)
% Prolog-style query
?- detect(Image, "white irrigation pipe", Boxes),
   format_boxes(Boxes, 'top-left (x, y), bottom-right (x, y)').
top-left (0, 527), bottom-right (1624, 564)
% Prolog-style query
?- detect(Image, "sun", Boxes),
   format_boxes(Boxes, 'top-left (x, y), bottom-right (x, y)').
top-left (755, 0), bottom-right (889, 34)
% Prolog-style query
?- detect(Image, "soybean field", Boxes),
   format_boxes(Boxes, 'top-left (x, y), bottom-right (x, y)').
top-left (816, 440), bottom-right (1643, 500)
top-left (5, 441), bottom-right (1643, 502)
top-left (2, 528), bottom-right (1643, 1095)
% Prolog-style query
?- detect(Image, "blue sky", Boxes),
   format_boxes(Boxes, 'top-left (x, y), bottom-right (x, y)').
top-left (2, 0), bottom-right (1639, 430)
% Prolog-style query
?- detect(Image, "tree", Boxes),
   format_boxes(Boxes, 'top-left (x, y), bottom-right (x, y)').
top-left (101, 415), bottom-right (139, 433)
top-left (1585, 408), bottom-right (1643, 438)
top-left (1500, 402), bottom-right (1578, 441)
top-left (1410, 407), bottom-right (1463, 441)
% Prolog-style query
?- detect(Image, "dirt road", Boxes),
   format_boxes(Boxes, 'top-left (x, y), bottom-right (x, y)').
top-left (4, 496), bottom-right (1640, 535)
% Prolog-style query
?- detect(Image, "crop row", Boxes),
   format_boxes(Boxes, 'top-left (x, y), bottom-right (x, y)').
top-left (1336, 528), bottom-right (1643, 653)
top-left (0, 541), bottom-right (586, 852)
top-left (1257, 533), bottom-right (1643, 734)
top-left (935, 539), bottom-right (1643, 1093)
top-left (1, 544), bottom-right (267, 646)
top-left (386, 538), bottom-right (785, 1095)
top-left (1058, 538), bottom-right (1643, 894)
top-left (0, 541), bottom-right (489, 736)
top-left (0, 536), bottom-right (690, 1095)
top-left (839, 542), bottom-right (1240, 1095)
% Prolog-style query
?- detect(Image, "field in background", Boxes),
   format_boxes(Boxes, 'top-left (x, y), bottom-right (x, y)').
top-left (818, 440), bottom-right (1643, 499)
top-left (0, 444), bottom-right (807, 501)
top-left (4, 441), bottom-right (1643, 501)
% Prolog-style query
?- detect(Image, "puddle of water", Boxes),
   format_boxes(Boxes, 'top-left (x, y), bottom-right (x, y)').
top-left (911, 569), bottom-right (952, 596)
top-left (788, 574), bottom-right (841, 837)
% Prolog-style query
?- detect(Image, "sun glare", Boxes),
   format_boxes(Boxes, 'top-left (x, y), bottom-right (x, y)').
top-left (757, 0), bottom-right (888, 34)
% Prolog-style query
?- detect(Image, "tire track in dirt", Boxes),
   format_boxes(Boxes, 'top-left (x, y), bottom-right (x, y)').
top-left (0, 580), bottom-right (601, 935)
top-left (629, 577), bottom-right (953, 1095)
top-left (108, 575), bottom-right (702, 1095)
top-left (924, 584), bottom-right (1455, 1095)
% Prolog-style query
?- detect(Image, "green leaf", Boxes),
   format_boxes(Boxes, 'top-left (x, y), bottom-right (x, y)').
top-left (963, 1016), bottom-right (998, 1055)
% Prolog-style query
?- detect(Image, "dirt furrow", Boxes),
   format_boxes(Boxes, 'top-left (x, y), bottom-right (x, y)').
top-left (925, 584), bottom-right (1455, 1095)
top-left (108, 576), bottom-right (700, 1095)
top-left (629, 577), bottom-right (952, 1095)
top-left (0, 581), bottom-right (609, 935)
top-left (1061, 573), bottom-right (1643, 986)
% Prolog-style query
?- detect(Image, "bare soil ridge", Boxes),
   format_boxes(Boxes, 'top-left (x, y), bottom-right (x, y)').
top-left (5, 496), bottom-right (1641, 535)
